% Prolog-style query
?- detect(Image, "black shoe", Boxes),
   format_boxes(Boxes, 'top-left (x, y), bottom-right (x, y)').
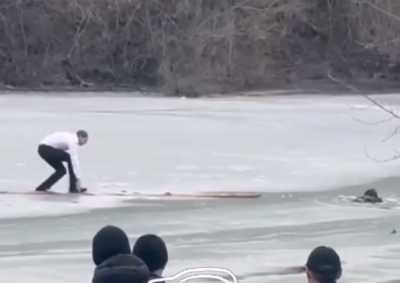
top-left (69, 188), bottom-right (87, 194)
top-left (69, 187), bottom-right (80, 193)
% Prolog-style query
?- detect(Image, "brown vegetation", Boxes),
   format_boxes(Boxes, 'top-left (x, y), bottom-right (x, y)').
top-left (0, 0), bottom-right (399, 94)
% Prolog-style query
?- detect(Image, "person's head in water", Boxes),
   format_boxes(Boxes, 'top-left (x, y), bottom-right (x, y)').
top-left (362, 188), bottom-right (382, 203)
top-left (77, 130), bottom-right (88, 146)
top-left (364, 188), bottom-right (378, 198)
top-left (133, 234), bottom-right (168, 276)
top-left (306, 246), bottom-right (342, 283)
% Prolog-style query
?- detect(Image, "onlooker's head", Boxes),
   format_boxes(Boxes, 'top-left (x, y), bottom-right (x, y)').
top-left (306, 246), bottom-right (342, 283)
top-left (77, 129), bottom-right (88, 146)
top-left (92, 225), bottom-right (131, 266)
top-left (92, 226), bottom-right (150, 283)
top-left (133, 234), bottom-right (168, 276)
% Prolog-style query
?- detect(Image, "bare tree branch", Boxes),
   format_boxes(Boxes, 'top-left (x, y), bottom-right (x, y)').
top-left (351, 116), bottom-right (393, 126)
top-left (360, 0), bottom-right (400, 24)
top-left (67, 2), bottom-right (88, 58)
top-left (327, 71), bottom-right (400, 119)
top-left (382, 124), bottom-right (400, 143)
top-left (362, 94), bottom-right (400, 120)
top-left (328, 71), bottom-right (400, 157)
top-left (16, 0), bottom-right (28, 58)
top-left (364, 144), bottom-right (400, 162)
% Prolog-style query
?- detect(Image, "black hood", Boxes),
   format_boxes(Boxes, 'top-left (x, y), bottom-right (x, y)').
top-left (92, 225), bottom-right (131, 266)
top-left (93, 254), bottom-right (150, 283)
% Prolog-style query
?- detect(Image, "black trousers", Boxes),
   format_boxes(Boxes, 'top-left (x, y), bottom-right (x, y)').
top-left (35, 145), bottom-right (78, 192)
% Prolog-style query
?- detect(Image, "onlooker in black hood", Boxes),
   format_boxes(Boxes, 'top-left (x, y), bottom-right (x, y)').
top-left (92, 225), bottom-right (150, 283)
top-left (133, 234), bottom-right (168, 279)
top-left (305, 246), bottom-right (342, 283)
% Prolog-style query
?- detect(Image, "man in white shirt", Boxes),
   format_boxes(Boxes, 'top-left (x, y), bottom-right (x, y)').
top-left (35, 130), bottom-right (88, 193)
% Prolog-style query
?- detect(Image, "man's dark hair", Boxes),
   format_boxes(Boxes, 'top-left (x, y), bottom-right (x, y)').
top-left (77, 129), bottom-right (88, 139)
top-left (364, 188), bottom-right (378, 198)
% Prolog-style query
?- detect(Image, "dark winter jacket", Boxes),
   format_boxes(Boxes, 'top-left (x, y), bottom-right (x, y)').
top-left (92, 254), bottom-right (150, 283)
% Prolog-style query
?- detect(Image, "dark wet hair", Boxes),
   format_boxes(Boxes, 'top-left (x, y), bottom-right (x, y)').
top-left (77, 129), bottom-right (88, 139)
top-left (364, 188), bottom-right (378, 198)
top-left (306, 246), bottom-right (342, 283)
top-left (133, 234), bottom-right (168, 272)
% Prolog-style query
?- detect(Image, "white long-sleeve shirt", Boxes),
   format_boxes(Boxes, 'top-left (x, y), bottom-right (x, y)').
top-left (40, 132), bottom-right (81, 179)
